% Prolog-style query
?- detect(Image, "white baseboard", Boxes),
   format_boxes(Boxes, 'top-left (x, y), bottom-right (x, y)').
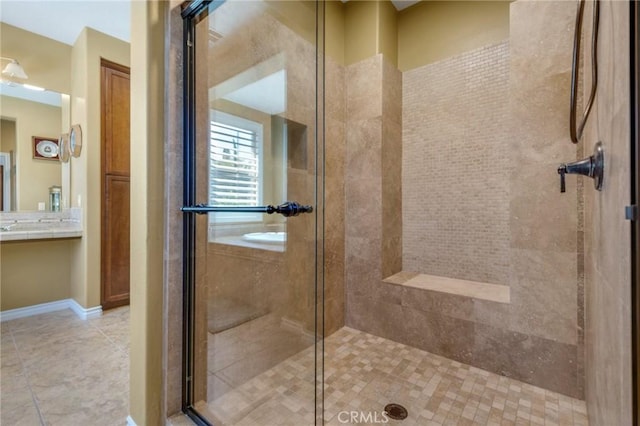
top-left (68, 298), bottom-right (102, 320)
top-left (0, 299), bottom-right (102, 322)
top-left (0, 300), bottom-right (71, 322)
top-left (126, 416), bottom-right (137, 426)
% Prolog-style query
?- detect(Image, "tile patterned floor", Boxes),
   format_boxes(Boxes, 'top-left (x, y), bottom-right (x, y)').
top-left (1, 308), bottom-right (589, 426)
top-left (203, 326), bottom-right (589, 426)
top-left (1, 307), bottom-right (129, 426)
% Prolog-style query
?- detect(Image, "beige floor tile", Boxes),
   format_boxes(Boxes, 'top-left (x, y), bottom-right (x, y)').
top-left (1, 374), bottom-right (35, 412)
top-left (0, 308), bottom-right (129, 426)
top-left (1, 400), bottom-right (42, 426)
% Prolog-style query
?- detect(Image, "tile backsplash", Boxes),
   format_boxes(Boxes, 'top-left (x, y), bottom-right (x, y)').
top-left (0, 208), bottom-right (81, 226)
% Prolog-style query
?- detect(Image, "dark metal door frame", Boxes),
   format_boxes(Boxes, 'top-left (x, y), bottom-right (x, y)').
top-left (180, 2), bottom-right (220, 425)
top-left (631, 0), bottom-right (639, 424)
top-left (179, 2), bottom-right (321, 425)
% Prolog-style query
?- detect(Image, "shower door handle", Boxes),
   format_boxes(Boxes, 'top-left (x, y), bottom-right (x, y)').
top-left (181, 201), bottom-right (313, 217)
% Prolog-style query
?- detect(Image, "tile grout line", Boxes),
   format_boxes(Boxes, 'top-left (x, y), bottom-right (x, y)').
top-left (205, 326), bottom-right (589, 425)
top-left (8, 328), bottom-right (47, 426)
top-left (87, 316), bottom-right (129, 356)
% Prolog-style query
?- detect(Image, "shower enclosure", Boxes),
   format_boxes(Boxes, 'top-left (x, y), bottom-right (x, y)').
top-left (175, 0), bottom-right (634, 424)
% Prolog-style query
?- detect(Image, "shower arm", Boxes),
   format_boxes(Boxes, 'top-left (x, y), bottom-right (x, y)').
top-left (569, 0), bottom-right (600, 144)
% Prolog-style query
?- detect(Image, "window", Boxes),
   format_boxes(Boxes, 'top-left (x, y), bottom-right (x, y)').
top-left (209, 110), bottom-right (263, 223)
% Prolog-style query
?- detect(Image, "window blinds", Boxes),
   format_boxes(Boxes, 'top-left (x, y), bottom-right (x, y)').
top-left (209, 121), bottom-right (260, 207)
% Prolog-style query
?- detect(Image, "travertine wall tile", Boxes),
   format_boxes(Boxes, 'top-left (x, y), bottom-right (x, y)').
top-left (348, 0), bottom-right (584, 399)
top-left (382, 62), bottom-right (403, 278)
top-left (344, 54), bottom-right (402, 330)
top-left (164, 2), bottom-right (185, 416)
top-left (402, 41), bottom-right (511, 286)
top-left (473, 323), bottom-right (579, 398)
top-left (508, 0), bottom-right (582, 397)
top-left (509, 162), bottom-right (578, 252)
top-left (507, 248), bottom-right (577, 344)
top-left (584, 1), bottom-right (633, 424)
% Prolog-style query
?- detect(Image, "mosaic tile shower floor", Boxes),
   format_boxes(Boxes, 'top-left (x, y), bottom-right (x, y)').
top-left (203, 326), bottom-right (588, 426)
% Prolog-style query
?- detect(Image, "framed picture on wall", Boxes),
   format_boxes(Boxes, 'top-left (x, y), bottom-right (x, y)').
top-left (32, 136), bottom-right (60, 161)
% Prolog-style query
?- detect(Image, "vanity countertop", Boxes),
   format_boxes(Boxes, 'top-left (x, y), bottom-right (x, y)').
top-left (0, 209), bottom-right (82, 242)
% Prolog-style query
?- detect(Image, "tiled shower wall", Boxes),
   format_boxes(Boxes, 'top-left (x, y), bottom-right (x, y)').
top-left (346, 0), bottom-right (584, 399)
top-left (583, 1), bottom-right (633, 424)
top-left (403, 42), bottom-right (510, 285)
top-left (344, 54), bottom-right (403, 329)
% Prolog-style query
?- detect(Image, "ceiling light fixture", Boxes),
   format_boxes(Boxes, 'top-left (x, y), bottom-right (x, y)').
top-left (0, 57), bottom-right (28, 80)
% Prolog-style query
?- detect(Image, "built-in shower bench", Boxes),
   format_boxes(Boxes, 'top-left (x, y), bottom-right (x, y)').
top-left (383, 271), bottom-right (510, 304)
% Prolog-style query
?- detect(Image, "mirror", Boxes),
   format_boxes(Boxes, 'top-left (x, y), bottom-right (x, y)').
top-left (0, 82), bottom-right (69, 211)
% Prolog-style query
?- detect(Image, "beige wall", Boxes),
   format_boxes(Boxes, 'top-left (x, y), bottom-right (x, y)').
top-left (344, 0), bottom-right (398, 67)
top-left (1, 96), bottom-right (62, 211)
top-left (326, 1), bottom-right (346, 64)
top-left (330, 0), bottom-right (507, 70)
top-left (397, 1), bottom-right (510, 71)
top-left (345, 1), bottom-right (378, 65)
top-left (584, 1), bottom-right (632, 424)
top-left (0, 23), bottom-right (72, 94)
top-left (1, 240), bottom-right (72, 311)
top-left (378, 0), bottom-right (397, 67)
top-left (69, 28), bottom-right (130, 309)
top-left (129, 1), bottom-right (165, 424)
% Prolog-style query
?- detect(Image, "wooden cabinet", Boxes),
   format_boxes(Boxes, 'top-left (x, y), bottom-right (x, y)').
top-left (100, 59), bottom-right (130, 310)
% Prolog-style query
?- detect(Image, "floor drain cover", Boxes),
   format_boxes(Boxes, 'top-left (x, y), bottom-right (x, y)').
top-left (384, 403), bottom-right (408, 420)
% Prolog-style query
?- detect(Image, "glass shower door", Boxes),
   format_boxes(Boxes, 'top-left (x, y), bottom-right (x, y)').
top-left (181, 1), bottom-right (325, 425)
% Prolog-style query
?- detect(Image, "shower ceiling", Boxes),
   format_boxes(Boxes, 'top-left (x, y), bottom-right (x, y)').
top-left (0, 0), bottom-right (130, 45)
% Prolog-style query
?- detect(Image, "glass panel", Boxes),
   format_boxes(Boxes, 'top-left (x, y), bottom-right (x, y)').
top-left (190, 2), bottom-right (323, 424)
